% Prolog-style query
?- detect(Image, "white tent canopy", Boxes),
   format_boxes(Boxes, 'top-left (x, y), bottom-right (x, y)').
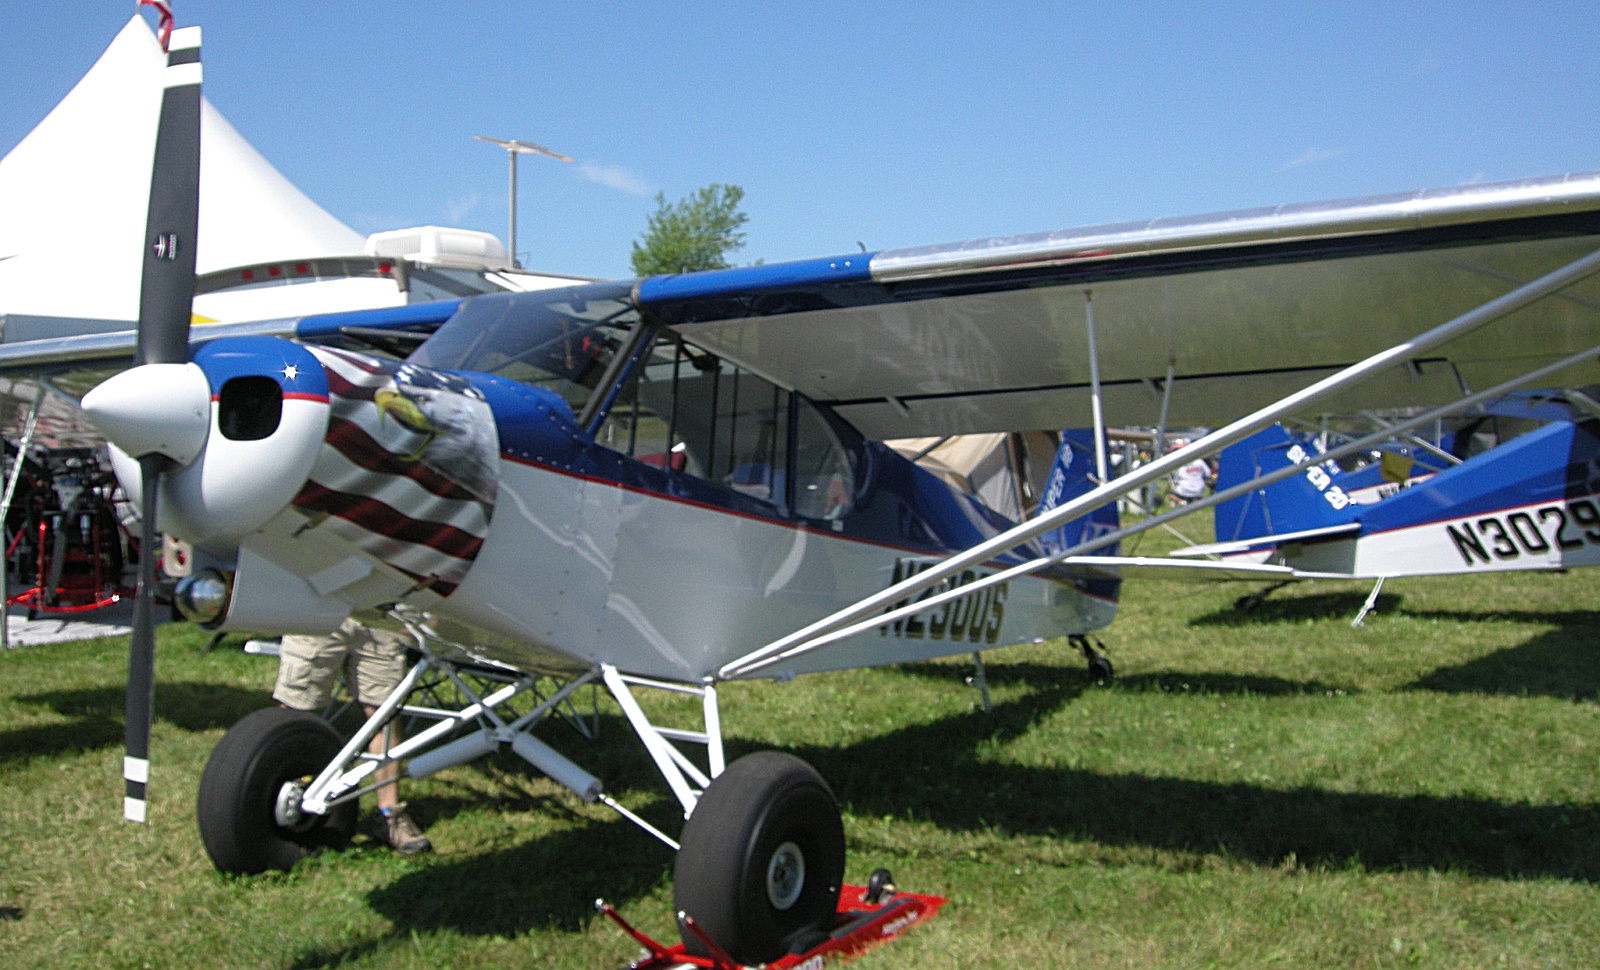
top-left (0, 16), bottom-right (391, 328)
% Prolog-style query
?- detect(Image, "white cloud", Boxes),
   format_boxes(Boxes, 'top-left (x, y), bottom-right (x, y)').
top-left (1280, 147), bottom-right (1349, 171)
top-left (577, 161), bottom-right (653, 196)
top-left (443, 193), bottom-right (481, 222)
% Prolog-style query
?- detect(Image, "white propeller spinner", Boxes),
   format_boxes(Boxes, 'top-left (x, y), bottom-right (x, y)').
top-left (81, 362), bottom-right (211, 466)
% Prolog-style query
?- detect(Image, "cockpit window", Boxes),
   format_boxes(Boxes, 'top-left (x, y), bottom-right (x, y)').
top-left (411, 281), bottom-right (855, 521)
top-left (407, 281), bottom-right (641, 417)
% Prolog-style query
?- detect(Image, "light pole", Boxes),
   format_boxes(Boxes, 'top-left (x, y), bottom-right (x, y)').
top-left (474, 136), bottom-right (573, 268)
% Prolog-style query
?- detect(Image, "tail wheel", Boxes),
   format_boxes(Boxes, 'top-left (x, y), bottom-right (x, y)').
top-left (673, 751), bottom-right (845, 964)
top-left (196, 707), bottom-right (357, 875)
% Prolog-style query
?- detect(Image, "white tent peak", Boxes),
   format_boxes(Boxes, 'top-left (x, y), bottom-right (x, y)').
top-left (0, 15), bottom-right (366, 323)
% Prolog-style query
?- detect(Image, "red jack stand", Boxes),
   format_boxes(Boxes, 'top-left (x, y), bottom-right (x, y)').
top-left (599, 869), bottom-right (945, 969)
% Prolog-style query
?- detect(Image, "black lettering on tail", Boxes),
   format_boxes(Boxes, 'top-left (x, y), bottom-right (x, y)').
top-left (1447, 523), bottom-right (1491, 566)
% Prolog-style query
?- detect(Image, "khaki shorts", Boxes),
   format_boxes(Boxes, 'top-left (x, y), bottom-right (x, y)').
top-left (272, 617), bottom-right (414, 710)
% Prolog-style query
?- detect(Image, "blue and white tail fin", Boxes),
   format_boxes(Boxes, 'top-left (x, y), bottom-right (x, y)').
top-left (1213, 425), bottom-right (1359, 543)
top-left (1037, 429), bottom-right (1120, 557)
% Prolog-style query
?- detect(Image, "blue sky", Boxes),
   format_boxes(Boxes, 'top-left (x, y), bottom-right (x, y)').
top-left (3, 2), bottom-right (1598, 280)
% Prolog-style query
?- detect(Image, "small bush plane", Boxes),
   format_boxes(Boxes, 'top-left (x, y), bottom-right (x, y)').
top-left (8, 11), bottom-right (1600, 964)
top-left (1167, 390), bottom-right (1600, 620)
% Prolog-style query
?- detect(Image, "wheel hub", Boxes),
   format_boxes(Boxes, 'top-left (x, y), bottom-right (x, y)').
top-left (274, 778), bottom-right (313, 831)
top-left (766, 840), bottom-right (806, 911)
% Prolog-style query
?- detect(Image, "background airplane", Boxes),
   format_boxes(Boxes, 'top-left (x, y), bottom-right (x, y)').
top-left (8, 11), bottom-right (1600, 965)
top-left (1168, 390), bottom-right (1600, 620)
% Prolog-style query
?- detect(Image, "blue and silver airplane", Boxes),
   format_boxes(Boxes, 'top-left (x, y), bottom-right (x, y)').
top-left (1170, 392), bottom-right (1600, 616)
top-left (7, 12), bottom-right (1600, 963)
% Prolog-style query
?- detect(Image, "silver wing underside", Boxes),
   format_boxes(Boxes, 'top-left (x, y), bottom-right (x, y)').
top-left (666, 171), bottom-right (1600, 438)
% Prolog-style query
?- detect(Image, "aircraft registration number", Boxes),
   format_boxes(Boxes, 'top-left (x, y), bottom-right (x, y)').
top-left (1446, 497), bottom-right (1600, 566)
top-left (881, 558), bottom-right (1007, 644)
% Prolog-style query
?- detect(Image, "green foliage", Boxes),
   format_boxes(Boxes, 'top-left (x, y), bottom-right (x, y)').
top-left (629, 183), bottom-right (748, 276)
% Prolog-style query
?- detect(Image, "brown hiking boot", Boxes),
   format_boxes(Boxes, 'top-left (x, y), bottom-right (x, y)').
top-left (377, 805), bottom-right (432, 856)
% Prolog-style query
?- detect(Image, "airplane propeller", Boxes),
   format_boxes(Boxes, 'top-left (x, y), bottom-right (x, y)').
top-left (82, 19), bottom-right (206, 823)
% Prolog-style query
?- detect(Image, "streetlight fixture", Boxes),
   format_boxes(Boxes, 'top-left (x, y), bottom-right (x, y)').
top-left (474, 135), bottom-right (574, 268)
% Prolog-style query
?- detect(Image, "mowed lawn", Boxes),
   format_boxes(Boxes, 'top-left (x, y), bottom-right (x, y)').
top-left (3, 554), bottom-right (1599, 968)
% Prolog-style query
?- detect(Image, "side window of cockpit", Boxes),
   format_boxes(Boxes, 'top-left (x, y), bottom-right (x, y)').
top-left (596, 336), bottom-right (792, 511)
top-left (670, 346), bottom-right (792, 508)
top-left (697, 359), bottom-right (789, 506)
top-left (595, 335), bottom-right (702, 476)
top-left (793, 399), bottom-right (853, 521)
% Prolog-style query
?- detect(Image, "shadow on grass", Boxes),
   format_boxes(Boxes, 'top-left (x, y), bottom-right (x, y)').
top-left (1402, 607), bottom-right (1600, 701)
top-left (1187, 590), bottom-right (1600, 702)
top-left (278, 656), bottom-right (1600, 960)
top-left (0, 682), bottom-right (271, 766)
top-left (277, 723), bottom-right (684, 965)
top-left (1188, 589), bottom-right (1402, 627)
top-left (288, 812), bottom-right (678, 967)
top-left (801, 662), bottom-right (1600, 884)
top-left (894, 658), bottom-right (1355, 698)
top-left (292, 653), bottom-right (1600, 956)
top-left (365, 813), bottom-right (671, 934)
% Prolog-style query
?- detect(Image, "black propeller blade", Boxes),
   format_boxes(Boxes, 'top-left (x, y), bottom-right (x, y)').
top-left (124, 21), bottom-right (201, 824)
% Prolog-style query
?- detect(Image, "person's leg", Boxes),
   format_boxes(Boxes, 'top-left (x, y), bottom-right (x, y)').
top-left (364, 705), bottom-right (401, 811)
top-left (347, 624), bottom-right (431, 855)
top-left (361, 705), bottom-right (428, 854)
top-left (272, 631), bottom-right (345, 712)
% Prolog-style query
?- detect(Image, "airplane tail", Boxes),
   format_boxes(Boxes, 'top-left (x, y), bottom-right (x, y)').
top-left (1037, 429), bottom-right (1120, 557)
top-left (1213, 425), bottom-right (1359, 542)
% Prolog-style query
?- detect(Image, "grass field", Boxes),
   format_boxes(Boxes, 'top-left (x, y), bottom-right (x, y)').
top-left (3, 540), bottom-right (1599, 968)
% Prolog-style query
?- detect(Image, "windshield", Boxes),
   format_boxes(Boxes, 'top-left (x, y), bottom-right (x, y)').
top-left (407, 280), bottom-right (641, 417)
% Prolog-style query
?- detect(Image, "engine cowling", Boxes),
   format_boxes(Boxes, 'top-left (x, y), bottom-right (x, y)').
top-left (94, 337), bottom-right (332, 547)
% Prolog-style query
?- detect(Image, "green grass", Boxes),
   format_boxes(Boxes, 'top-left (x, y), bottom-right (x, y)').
top-left (3, 559), bottom-right (1600, 968)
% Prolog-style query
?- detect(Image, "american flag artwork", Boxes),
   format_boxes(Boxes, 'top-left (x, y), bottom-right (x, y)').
top-left (295, 347), bottom-right (500, 597)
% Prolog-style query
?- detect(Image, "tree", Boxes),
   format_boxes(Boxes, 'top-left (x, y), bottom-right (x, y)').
top-left (630, 183), bottom-right (749, 276)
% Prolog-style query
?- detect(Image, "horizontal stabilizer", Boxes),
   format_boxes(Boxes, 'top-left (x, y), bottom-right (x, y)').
top-left (1056, 556), bottom-right (1347, 582)
top-left (1171, 521), bottom-right (1362, 559)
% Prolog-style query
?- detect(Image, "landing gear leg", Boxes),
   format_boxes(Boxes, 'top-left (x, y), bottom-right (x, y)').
top-left (965, 651), bottom-right (992, 712)
top-left (1350, 576), bottom-right (1386, 628)
top-left (1072, 634), bottom-right (1113, 683)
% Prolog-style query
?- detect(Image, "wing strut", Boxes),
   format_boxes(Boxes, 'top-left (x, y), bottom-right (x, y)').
top-left (1084, 291), bottom-right (1109, 482)
top-left (1151, 359), bottom-right (1177, 507)
top-left (719, 244), bottom-right (1600, 680)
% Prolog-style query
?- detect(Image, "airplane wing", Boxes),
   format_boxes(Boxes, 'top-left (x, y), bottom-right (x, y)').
top-left (0, 301), bottom-right (460, 444)
top-left (634, 171), bottom-right (1600, 440)
top-left (6, 172), bottom-right (1600, 451)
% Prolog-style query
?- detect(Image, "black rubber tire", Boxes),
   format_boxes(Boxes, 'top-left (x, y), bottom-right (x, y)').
top-left (1088, 654), bottom-right (1115, 684)
top-left (673, 751), bottom-right (845, 964)
top-left (196, 707), bottom-right (358, 875)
